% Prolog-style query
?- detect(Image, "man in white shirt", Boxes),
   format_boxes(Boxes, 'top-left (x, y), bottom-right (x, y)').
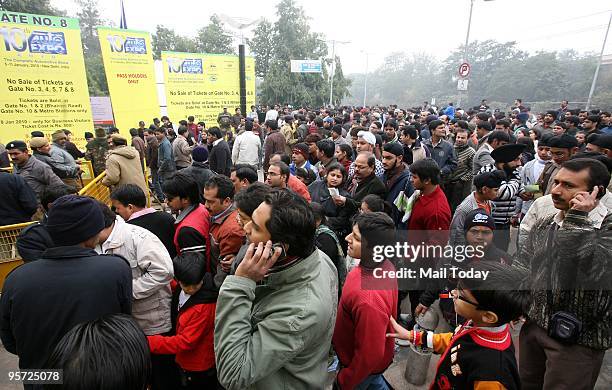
top-left (265, 104), bottom-right (279, 124)
top-left (232, 120), bottom-right (261, 169)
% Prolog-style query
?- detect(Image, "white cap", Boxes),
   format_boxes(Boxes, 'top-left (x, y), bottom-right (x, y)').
top-left (357, 131), bottom-right (376, 145)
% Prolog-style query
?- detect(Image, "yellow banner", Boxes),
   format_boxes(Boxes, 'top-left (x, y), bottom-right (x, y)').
top-left (161, 52), bottom-right (255, 125)
top-left (0, 11), bottom-right (93, 147)
top-left (98, 27), bottom-right (158, 134)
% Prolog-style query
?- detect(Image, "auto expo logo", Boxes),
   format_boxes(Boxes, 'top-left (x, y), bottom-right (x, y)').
top-left (167, 57), bottom-right (203, 74)
top-left (107, 35), bottom-right (146, 54)
top-left (0, 27), bottom-right (67, 54)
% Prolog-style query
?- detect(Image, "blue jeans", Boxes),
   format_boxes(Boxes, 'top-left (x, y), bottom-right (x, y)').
top-left (151, 169), bottom-right (165, 201)
top-left (355, 374), bottom-right (390, 390)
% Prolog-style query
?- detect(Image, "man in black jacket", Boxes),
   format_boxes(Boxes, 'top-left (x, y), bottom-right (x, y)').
top-left (110, 184), bottom-right (177, 259)
top-left (337, 152), bottom-right (386, 210)
top-left (207, 127), bottom-right (232, 176)
top-left (382, 143), bottom-right (413, 229)
top-left (0, 171), bottom-right (38, 225)
top-left (0, 195), bottom-right (132, 370)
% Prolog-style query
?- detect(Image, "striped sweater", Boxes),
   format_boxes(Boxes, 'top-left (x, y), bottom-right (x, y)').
top-left (478, 164), bottom-right (523, 225)
top-left (448, 144), bottom-right (475, 183)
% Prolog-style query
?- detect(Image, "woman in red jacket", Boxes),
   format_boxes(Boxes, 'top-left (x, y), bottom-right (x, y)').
top-left (147, 252), bottom-right (219, 389)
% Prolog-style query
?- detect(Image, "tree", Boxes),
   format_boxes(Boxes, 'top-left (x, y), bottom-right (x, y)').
top-left (344, 40), bottom-right (611, 111)
top-left (0, 0), bottom-right (65, 15)
top-left (257, 0), bottom-right (351, 106)
top-left (195, 14), bottom-right (234, 54)
top-left (247, 19), bottom-right (275, 77)
top-left (76, 0), bottom-right (108, 96)
top-left (151, 25), bottom-right (196, 60)
top-left (331, 56), bottom-right (351, 106)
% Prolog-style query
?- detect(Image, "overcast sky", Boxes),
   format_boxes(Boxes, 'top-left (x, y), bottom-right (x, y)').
top-left (55, 0), bottom-right (611, 74)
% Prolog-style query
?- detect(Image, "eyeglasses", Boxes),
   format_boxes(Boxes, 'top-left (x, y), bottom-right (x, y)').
top-left (452, 288), bottom-right (480, 307)
top-left (267, 172), bottom-right (280, 177)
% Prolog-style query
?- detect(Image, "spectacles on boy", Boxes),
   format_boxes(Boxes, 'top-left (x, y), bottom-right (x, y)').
top-left (452, 287), bottom-right (480, 308)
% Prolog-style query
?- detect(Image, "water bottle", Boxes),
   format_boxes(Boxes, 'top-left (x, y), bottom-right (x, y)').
top-left (404, 308), bottom-right (439, 385)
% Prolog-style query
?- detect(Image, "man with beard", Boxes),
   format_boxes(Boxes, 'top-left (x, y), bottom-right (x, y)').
top-left (538, 134), bottom-right (579, 195)
top-left (478, 144), bottom-right (525, 251)
top-left (381, 143), bottom-right (413, 229)
top-left (533, 110), bottom-right (557, 134)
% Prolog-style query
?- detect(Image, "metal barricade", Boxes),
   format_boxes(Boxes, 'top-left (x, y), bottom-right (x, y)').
top-left (0, 222), bottom-right (33, 289)
top-left (78, 171), bottom-right (111, 205)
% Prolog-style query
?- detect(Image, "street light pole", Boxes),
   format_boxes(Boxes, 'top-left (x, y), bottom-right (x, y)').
top-left (329, 40), bottom-right (335, 107)
top-left (458, 0), bottom-right (475, 108)
top-left (363, 51), bottom-right (369, 107)
top-left (327, 39), bottom-right (350, 107)
top-left (586, 11), bottom-right (612, 111)
top-left (463, 0), bottom-right (475, 64)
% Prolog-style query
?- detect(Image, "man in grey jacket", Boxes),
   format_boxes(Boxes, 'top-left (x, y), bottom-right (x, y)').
top-left (214, 189), bottom-right (338, 390)
top-left (154, 128), bottom-right (176, 192)
top-left (7, 140), bottom-right (64, 199)
top-left (173, 126), bottom-right (193, 170)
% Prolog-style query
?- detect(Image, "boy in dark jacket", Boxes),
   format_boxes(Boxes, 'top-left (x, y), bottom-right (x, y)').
top-left (148, 251), bottom-right (219, 389)
top-left (388, 262), bottom-right (529, 390)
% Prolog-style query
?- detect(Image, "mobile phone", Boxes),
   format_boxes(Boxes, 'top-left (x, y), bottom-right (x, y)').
top-left (596, 185), bottom-right (605, 200)
top-left (270, 243), bottom-right (286, 259)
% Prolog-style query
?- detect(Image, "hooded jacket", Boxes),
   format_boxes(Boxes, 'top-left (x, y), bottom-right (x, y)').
top-left (101, 145), bottom-right (148, 195)
top-left (148, 282), bottom-right (218, 372)
top-left (98, 217), bottom-right (174, 335)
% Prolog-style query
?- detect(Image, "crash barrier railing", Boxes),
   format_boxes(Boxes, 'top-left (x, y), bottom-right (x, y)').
top-left (0, 223), bottom-right (32, 289)
top-left (78, 171), bottom-right (112, 206)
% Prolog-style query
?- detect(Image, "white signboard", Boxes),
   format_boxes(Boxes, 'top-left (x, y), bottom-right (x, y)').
top-left (457, 79), bottom-right (469, 91)
top-left (89, 96), bottom-right (114, 125)
top-left (290, 59), bottom-right (322, 73)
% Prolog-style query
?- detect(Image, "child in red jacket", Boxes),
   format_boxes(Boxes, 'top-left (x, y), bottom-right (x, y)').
top-left (387, 262), bottom-right (529, 390)
top-left (148, 252), bottom-right (219, 389)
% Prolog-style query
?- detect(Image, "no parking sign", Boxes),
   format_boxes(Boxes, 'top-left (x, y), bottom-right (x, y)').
top-left (458, 62), bottom-right (471, 78)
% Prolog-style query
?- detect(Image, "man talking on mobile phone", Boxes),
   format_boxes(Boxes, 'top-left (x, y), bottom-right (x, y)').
top-left (214, 188), bottom-right (338, 390)
top-left (515, 158), bottom-right (612, 390)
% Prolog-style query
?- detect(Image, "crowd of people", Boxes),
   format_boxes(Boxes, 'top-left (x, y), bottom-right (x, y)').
top-left (0, 99), bottom-right (610, 390)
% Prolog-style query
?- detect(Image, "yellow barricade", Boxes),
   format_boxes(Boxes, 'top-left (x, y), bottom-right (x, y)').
top-left (0, 222), bottom-right (33, 289)
top-left (78, 171), bottom-right (111, 205)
